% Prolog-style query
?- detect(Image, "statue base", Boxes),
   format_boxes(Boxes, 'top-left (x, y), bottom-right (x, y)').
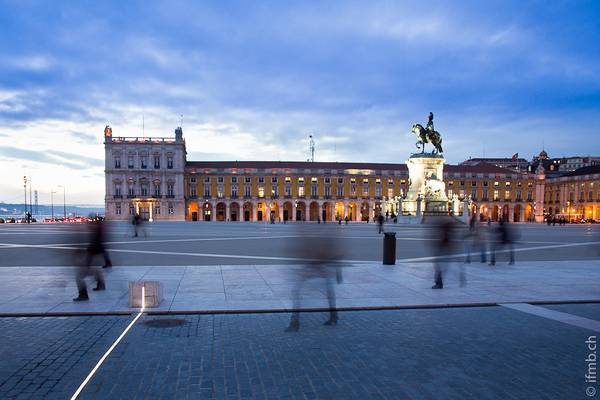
top-left (402, 153), bottom-right (448, 216)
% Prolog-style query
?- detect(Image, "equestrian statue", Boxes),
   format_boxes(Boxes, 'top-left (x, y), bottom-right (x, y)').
top-left (411, 112), bottom-right (443, 154)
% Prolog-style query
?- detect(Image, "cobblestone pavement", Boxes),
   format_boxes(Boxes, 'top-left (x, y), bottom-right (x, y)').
top-left (0, 305), bottom-right (597, 399)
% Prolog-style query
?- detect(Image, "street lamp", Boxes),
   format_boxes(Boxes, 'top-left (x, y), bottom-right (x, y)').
top-left (51, 189), bottom-right (57, 221)
top-left (57, 185), bottom-right (66, 219)
top-left (567, 201), bottom-right (571, 223)
top-left (23, 176), bottom-right (27, 218)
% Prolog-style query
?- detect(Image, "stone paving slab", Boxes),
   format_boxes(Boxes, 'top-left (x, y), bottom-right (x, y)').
top-left (1, 307), bottom-right (594, 399)
top-left (0, 260), bottom-right (598, 314)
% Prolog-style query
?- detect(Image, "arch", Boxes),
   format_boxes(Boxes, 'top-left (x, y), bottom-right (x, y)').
top-left (525, 204), bottom-right (534, 222)
top-left (334, 201), bottom-right (345, 221)
top-left (188, 202), bottom-right (199, 221)
top-left (295, 201), bottom-right (306, 221)
top-left (348, 201), bottom-right (357, 221)
top-left (202, 202), bottom-right (213, 221)
top-left (283, 201), bottom-right (293, 222)
top-left (492, 204), bottom-right (499, 222)
top-left (479, 204), bottom-right (489, 222)
top-left (256, 202), bottom-right (266, 222)
top-left (216, 202), bottom-right (226, 222)
top-left (374, 202), bottom-right (382, 218)
top-left (309, 201), bottom-right (319, 221)
top-left (268, 202), bottom-right (280, 222)
top-left (230, 202), bottom-right (240, 222)
top-left (514, 204), bottom-right (522, 223)
top-left (322, 202), bottom-right (333, 221)
top-left (243, 202), bottom-right (253, 222)
top-left (360, 201), bottom-right (370, 221)
top-left (501, 204), bottom-right (509, 221)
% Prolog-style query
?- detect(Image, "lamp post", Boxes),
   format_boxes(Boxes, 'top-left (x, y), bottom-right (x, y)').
top-left (567, 201), bottom-right (571, 223)
top-left (57, 185), bottom-right (66, 219)
top-left (23, 176), bottom-right (27, 218)
top-left (51, 189), bottom-right (56, 221)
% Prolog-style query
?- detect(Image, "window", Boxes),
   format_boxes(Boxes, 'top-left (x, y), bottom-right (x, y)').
top-left (298, 186), bottom-right (305, 197)
top-left (285, 177), bottom-right (291, 183)
top-left (153, 155), bottom-right (160, 169)
top-left (217, 176), bottom-right (224, 183)
top-left (338, 178), bottom-right (343, 184)
top-left (471, 181), bottom-right (477, 187)
top-left (258, 186), bottom-right (264, 198)
top-left (285, 185), bottom-right (291, 197)
top-left (115, 203), bottom-right (121, 215)
top-left (298, 177), bottom-right (304, 184)
top-left (167, 156), bottom-right (173, 169)
top-left (154, 183), bottom-right (161, 197)
top-left (325, 177), bottom-right (331, 184)
top-left (154, 204), bottom-right (160, 215)
top-left (168, 203), bottom-right (174, 215)
top-left (448, 189), bottom-right (453, 198)
top-left (311, 184), bottom-right (318, 197)
top-left (460, 181), bottom-right (465, 187)
top-left (483, 181), bottom-right (488, 187)
top-left (128, 186), bottom-right (135, 197)
top-left (337, 185), bottom-right (344, 197)
top-left (448, 181), bottom-right (453, 187)
top-left (350, 183), bottom-right (356, 196)
top-left (190, 176), bottom-right (196, 184)
top-left (114, 185), bottom-right (121, 196)
top-left (470, 187), bottom-right (477, 200)
top-left (217, 185), bottom-right (224, 198)
top-left (231, 176), bottom-right (237, 183)
top-left (505, 182), bottom-right (511, 187)
top-left (388, 178), bottom-right (394, 185)
top-left (245, 185), bottom-right (251, 197)
top-left (493, 190), bottom-right (499, 200)
top-left (129, 204), bottom-right (135, 215)
top-left (167, 183), bottom-right (174, 197)
top-left (190, 185), bottom-right (197, 197)
top-left (271, 185), bottom-right (278, 197)
top-left (258, 176), bottom-right (264, 183)
top-left (312, 177), bottom-right (318, 183)
top-left (363, 178), bottom-right (368, 184)
top-left (140, 155), bottom-right (148, 169)
top-left (231, 186), bottom-right (238, 198)
top-left (128, 155), bottom-right (134, 169)
top-left (114, 155), bottom-right (121, 169)
top-left (141, 186), bottom-right (148, 197)
top-left (387, 188), bottom-right (394, 198)
top-left (245, 177), bottom-right (251, 183)
top-left (350, 178), bottom-right (356, 184)
top-left (362, 185), bottom-right (369, 197)
top-left (527, 191), bottom-right (533, 201)
top-left (204, 186), bottom-right (211, 197)
top-left (375, 186), bottom-right (381, 197)
top-left (325, 186), bottom-right (331, 197)
top-left (271, 177), bottom-right (278, 183)
top-left (204, 177), bottom-right (210, 183)
top-left (505, 190), bottom-right (510, 200)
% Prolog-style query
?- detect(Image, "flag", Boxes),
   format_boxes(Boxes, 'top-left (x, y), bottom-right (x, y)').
top-left (511, 153), bottom-right (519, 160)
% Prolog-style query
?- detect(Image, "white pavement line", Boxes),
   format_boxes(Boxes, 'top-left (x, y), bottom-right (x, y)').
top-left (396, 240), bottom-right (600, 263)
top-left (500, 303), bottom-right (600, 333)
top-left (70, 287), bottom-right (146, 400)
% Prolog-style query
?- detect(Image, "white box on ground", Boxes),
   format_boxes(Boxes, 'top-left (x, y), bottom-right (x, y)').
top-left (129, 281), bottom-right (163, 308)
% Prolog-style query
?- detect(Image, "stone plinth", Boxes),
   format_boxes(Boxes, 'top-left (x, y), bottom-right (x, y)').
top-left (403, 153), bottom-right (448, 215)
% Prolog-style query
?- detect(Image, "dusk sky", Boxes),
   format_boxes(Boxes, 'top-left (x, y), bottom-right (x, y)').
top-left (1, 0), bottom-right (599, 204)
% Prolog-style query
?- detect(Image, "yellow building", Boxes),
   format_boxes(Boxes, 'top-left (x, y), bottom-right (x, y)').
top-left (544, 165), bottom-right (600, 221)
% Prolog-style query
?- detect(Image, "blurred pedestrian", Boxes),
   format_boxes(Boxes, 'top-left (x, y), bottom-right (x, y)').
top-left (377, 214), bottom-right (384, 234)
top-left (489, 217), bottom-right (515, 265)
top-left (430, 217), bottom-right (458, 289)
top-left (285, 227), bottom-right (343, 332)
top-left (73, 220), bottom-right (110, 301)
top-left (465, 216), bottom-right (486, 264)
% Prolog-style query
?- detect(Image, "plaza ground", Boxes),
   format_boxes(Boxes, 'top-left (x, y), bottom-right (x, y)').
top-left (0, 222), bottom-right (598, 399)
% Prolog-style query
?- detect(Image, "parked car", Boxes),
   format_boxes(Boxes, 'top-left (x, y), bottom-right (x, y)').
top-left (0, 218), bottom-right (4, 223)
top-left (6, 218), bottom-right (16, 223)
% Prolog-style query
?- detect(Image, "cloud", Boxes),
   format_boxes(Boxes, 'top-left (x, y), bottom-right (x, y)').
top-left (0, 146), bottom-right (102, 170)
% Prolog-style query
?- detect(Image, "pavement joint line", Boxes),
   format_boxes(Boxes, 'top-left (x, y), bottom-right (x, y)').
top-left (1, 299), bottom-right (600, 317)
top-left (70, 286), bottom-right (146, 400)
top-left (2, 239), bottom-right (599, 264)
top-left (499, 302), bottom-right (600, 333)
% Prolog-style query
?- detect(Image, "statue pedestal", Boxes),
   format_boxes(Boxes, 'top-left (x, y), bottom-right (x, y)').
top-left (402, 153), bottom-right (448, 216)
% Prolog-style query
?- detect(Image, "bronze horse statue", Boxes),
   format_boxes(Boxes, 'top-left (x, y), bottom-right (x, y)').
top-left (411, 123), bottom-right (443, 154)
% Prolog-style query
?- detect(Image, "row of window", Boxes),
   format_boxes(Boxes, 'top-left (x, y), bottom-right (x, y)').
top-left (114, 183), bottom-right (175, 197)
top-left (450, 189), bottom-right (533, 201)
top-left (114, 203), bottom-right (175, 216)
top-left (114, 154), bottom-right (174, 169)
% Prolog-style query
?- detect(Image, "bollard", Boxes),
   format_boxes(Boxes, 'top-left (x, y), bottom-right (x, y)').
top-left (383, 232), bottom-right (396, 265)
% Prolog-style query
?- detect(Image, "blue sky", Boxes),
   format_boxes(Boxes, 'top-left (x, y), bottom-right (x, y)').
top-left (1, 0), bottom-right (599, 204)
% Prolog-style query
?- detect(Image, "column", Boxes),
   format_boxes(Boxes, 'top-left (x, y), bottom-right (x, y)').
top-left (211, 201), bottom-right (216, 221)
top-left (370, 201), bottom-right (375, 222)
top-left (318, 202), bottom-right (323, 222)
top-left (149, 202), bottom-right (153, 222)
top-left (508, 205), bottom-right (514, 223)
top-left (225, 203), bottom-right (230, 222)
top-left (278, 202), bottom-right (284, 222)
top-left (343, 201), bottom-right (348, 220)
top-left (519, 203), bottom-right (525, 222)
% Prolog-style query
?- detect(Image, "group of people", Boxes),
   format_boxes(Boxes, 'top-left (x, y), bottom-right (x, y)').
top-left (431, 216), bottom-right (517, 289)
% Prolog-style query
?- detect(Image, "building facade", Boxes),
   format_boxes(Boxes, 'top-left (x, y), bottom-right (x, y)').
top-left (104, 126), bottom-right (543, 223)
top-left (544, 165), bottom-right (600, 221)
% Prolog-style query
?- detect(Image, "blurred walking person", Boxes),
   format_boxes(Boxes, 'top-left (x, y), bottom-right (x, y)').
top-left (286, 226), bottom-right (343, 332)
top-left (464, 216), bottom-right (486, 264)
top-left (377, 213), bottom-right (384, 234)
top-left (73, 220), bottom-right (111, 301)
top-left (430, 217), bottom-right (458, 289)
top-left (489, 217), bottom-right (516, 266)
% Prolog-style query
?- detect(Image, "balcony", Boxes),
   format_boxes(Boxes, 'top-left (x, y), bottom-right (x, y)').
top-left (284, 195), bottom-right (292, 199)
top-left (204, 195), bottom-right (211, 199)
top-left (152, 195), bottom-right (162, 199)
top-left (311, 195), bottom-right (319, 199)
top-left (113, 195), bottom-right (122, 199)
top-left (244, 195), bottom-right (252, 199)
top-left (165, 195), bottom-right (175, 199)
top-left (188, 195), bottom-right (198, 199)
top-left (231, 195), bottom-right (238, 199)
top-left (127, 194), bottom-right (136, 199)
